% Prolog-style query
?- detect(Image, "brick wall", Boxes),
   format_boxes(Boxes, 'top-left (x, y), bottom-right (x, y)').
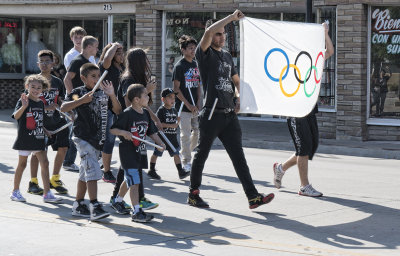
top-left (317, 112), bottom-right (337, 139)
top-left (0, 79), bottom-right (24, 110)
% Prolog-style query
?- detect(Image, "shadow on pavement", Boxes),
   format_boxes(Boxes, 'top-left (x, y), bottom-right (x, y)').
top-left (0, 162), bottom-right (13, 174)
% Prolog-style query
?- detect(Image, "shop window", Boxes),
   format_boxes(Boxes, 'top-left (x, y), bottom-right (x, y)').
top-left (0, 17), bottom-right (22, 73)
top-left (165, 12), bottom-right (213, 88)
top-left (369, 6), bottom-right (400, 120)
top-left (112, 15), bottom-right (136, 50)
top-left (85, 20), bottom-right (104, 62)
top-left (62, 20), bottom-right (83, 58)
top-left (25, 19), bottom-right (58, 74)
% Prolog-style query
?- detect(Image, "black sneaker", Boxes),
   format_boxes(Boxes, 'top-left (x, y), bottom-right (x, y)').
top-left (111, 201), bottom-right (131, 215)
top-left (178, 169), bottom-right (190, 180)
top-left (102, 171), bottom-right (116, 183)
top-left (27, 181), bottom-right (44, 195)
top-left (50, 180), bottom-right (68, 194)
top-left (131, 208), bottom-right (153, 223)
top-left (72, 201), bottom-right (90, 218)
top-left (248, 193), bottom-right (275, 209)
top-left (147, 169), bottom-right (161, 180)
top-left (188, 190), bottom-right (209, 208)
top-left (89, 202), bottom-right (110, 221)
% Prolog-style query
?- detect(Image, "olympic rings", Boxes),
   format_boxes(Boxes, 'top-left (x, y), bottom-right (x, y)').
top-left (294, 51), bottom-right (312, 84)
top-left (314, 51), bottom-right (324, 84)
top-left (279, 64), bottom-right (301, 97)
top-left (264, 48), bottom-right (324, 98)
top-left (304, 66), bottom-right (318, 98)
top-left (264, 48), bottom-right (289, 82)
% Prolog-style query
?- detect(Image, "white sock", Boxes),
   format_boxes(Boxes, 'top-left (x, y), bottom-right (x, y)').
top-left (133, 205), bottom-right (140, 214)
top-left (115, 195), bottom-right (123, 203)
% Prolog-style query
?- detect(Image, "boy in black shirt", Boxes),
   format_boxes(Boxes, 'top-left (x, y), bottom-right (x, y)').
top-left (11, 74), bottom-right (62, 204)
top-left (111, 84), bottom-right (165, 222)
top-left (61, 63), bottom-right (121, 221)
top-left (28, 50), bottom-right (70, 196)
top-left (148, 88), bottom-right (190, 180)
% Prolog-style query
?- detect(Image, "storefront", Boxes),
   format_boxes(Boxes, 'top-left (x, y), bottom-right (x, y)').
top-left (0, 1), bottom-right (137, 108)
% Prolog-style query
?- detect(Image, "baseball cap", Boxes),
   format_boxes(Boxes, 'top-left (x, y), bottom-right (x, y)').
top-left (161, 88), bottom-right (177, 98)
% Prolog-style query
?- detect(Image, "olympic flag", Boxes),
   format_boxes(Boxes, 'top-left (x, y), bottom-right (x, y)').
top-left (239, 17), bottom-right (326, 117)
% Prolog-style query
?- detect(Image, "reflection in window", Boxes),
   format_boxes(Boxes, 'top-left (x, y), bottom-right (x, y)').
top-left (113, 15), bottom-right (136, 50)
top-left (0, 17), bottom-right (22, 73)
top-left (25, 19), bottom-right (58, 74)
top-left (165, 12), bottom-right (212, 88)
top-left (370, 6), bottom-right (400, 119)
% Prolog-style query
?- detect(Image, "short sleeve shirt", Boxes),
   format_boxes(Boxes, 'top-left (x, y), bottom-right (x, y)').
top-left (172, 58), bottom-right (201, 112)
top-left (65, 86), bottom-right (109, 150)
top-left (195, 46), bottom-right (237, 109)
top-left (99, 61), bottom-right (124, 111)
top-left (12, 99), bottom-right (46, 151)
top-left (67, 54), bottom-right (90, 90)
top-left (111, 107), bottom-right (158, 170)
top-left (64, 48), bottom-right (95, 69)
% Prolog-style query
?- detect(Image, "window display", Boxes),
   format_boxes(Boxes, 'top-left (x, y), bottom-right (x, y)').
top-left (370, 7), bottom-right (400, 119)
top-left (0, 17), bottom-right (22, 73)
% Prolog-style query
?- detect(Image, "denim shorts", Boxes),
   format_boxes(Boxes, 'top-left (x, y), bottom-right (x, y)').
top-left (124, 168), bottom-right (141, 187)
top-left (73, 137), bottom-right (102, 182)
top-left (102, 110), bottom-right (116, 154)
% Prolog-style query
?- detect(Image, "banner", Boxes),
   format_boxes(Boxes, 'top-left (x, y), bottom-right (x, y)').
top-left (240, 17), bottom-right (326, 117)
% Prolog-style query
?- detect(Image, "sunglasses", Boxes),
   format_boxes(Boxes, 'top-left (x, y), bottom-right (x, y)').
top-left (215, 32), bottom-right (226, 36)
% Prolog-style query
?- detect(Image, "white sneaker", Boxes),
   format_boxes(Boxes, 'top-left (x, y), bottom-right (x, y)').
top-left (184, 163), bottom-right (192, 171)
top-left (43, 190), bottom-right (63, 203)
top-left (298, 184), bottom-right (323, 197)
top-left (10, 190), bottom-right (26, 202)
top-left (273, 163), bottom-right (285, 189)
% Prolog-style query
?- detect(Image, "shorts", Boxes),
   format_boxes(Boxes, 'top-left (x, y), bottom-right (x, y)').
top-left (287, 113), bottom-right (319, 160)
top-left (18, 150), bottom-right (41, 157)
top-left (73, 137), bottom-right (102, 182)
top-left (153, 134), bottom-right (180, 157)
top-left (47, 125), bottom-right (70, 151)
top-left (102, 110), bottom-right (116, 154)
top-left (124, 168), bottom-right (141, 187)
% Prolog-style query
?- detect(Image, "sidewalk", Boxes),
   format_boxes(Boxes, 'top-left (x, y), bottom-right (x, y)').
top-left (1, 108), bottom-right (399, 159)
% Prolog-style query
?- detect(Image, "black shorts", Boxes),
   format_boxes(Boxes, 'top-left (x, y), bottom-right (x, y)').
top-left (47, 125), bottom-right (70, 151)
top-left (153, 133), bottom-right (180, 157)
top-left (287, 113), bottom-right (319, 160)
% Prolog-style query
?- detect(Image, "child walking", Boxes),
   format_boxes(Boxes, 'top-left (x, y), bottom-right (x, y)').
top-left (148, 88), bottom-right (190, 180)
top-left (61, 63), bottom-right (121, 221)
top-left (11, 74), bottom-right (62, 203)
top-left (111, 84), bottom-right (165, 222)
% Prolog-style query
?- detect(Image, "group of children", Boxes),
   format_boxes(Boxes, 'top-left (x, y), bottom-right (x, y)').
top-left (10, 26), bottom-right (201, 223)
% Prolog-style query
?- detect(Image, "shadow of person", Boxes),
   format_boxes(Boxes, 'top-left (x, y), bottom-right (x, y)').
top-left (0, 162), bottom-right (14, 174)
top-left (255, 196), bottom-right (400, 250)
top-left (203, 173), bottom-right (275, 188)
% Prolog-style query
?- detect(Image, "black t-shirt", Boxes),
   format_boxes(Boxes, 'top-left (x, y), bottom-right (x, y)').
top-left (68, 54), bottom-right (90, 89)
top-left (99, 61), bottom-right (124, 111)
top-left (195, 46), bottom-right (237, 109)
top-left (65, 86), bottom-right (109, 150)
top-left (12, 99), bottom-right (46, 151)
top-left (111, 107), bottom-right (158, 170)
top-left (156, 105), bottom-right (177, 135)
top-left (40, 75), bottom-right (67, 130)
top-left (172, 58), bottom-right (201, 112)
top-left (117, 77), bottom-right (136, 110)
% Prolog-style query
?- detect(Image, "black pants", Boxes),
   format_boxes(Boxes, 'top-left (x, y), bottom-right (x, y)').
top-left (190, 110), bottom-right (258, 199)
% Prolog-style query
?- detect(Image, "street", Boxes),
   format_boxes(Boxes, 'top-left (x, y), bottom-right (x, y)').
top-left (0, 122), bottom-right (399, 256)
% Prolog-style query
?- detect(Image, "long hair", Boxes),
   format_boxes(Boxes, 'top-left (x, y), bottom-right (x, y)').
top-left (121, 48), bottom-right (153, 104)
top-left (99, 43), bottom-right (113, 63)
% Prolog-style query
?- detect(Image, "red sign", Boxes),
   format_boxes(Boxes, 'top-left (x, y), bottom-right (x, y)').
top-left (0, 21), bottom-right (19, 28)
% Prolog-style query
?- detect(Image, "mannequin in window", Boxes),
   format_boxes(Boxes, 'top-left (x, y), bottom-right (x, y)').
top-left (25, 29), bottom-right (46, 73)
top-left (0, 33), bottom-right (22, 72)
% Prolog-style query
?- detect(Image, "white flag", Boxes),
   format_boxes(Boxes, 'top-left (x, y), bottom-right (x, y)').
top-left (240, 17), bottom-right (326, 117)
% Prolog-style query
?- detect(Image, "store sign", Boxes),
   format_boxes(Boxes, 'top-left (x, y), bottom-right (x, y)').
top-left (166, 18), bottom-right (190, 26)
top-left (0, 21), bottom-right (18, 28)
top-left (371, 8), bottom-right (400, 54)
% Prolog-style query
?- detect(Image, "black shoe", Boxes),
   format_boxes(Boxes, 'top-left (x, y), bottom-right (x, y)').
top-left (131, 208), bottom-right (153, 223)
top-left (102, 171), bottom-right (116, 183)
top-left (50, 180), bottom-right (68, 194)
top-left (147, 169), bottom-right (161, 180)
top-left (89, 202), bottom-right (110, 221)
top-left (111, 201), bottom-right (131, 215)
top-left (248, 193), bottom-right (275, 209)
top-left (178, 169), bottom-right (190, 180)
top-left (72, 201), bottom-right (90, 218)
top-left (188, 190), bottom-right (209, 208)
top-left (27, 181), bottom-right (44, 195)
